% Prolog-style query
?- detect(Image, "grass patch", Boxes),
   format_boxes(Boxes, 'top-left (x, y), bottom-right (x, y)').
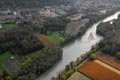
top-left (25, 49), bottom-right (43, 59)
top-left (0, 51), bottom-right (22, 71)
top-left (47, 34), bottom-right (64, 44)
top-left (2, 23), bottom-right (17, 30)
top-left (0, 51), bottom-right (13, 65)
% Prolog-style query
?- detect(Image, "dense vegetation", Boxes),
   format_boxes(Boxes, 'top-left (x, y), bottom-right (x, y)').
top-left (17, 46), bottom-right (62, 80)
top-left (0, 0), bottom-right (70, 9)
top-left (0, 23), bottom-right (44, 55)
top-left (43, 17), bottom-right (70, 34)
top-left (97, 15), bottom-right (120, 59)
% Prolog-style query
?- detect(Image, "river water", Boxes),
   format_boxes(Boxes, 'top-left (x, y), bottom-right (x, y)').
top-left (38, 11), bottom-right (120, 80)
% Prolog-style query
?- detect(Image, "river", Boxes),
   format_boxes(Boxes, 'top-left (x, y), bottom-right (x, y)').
top-left (37, 11), bottom-right (120, 80)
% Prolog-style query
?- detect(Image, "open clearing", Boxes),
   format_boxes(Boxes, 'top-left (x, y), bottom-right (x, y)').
top-left (47, 34), bottom-right (64, 44)
top-left (37, 34), bottom-right (53, 46)
top-left (67, 72), bottom-right (92, 80)
top-left (0, 51), bottom-right (13, 65)
top-left (78, 60), bottom-right (120, 80)
top-left (97, 53), bottom-right (120, 70)
top-left (2, 23), bottom-right (17, 30)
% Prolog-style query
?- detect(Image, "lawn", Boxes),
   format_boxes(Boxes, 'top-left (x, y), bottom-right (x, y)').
top-left (0, 51), bottom-right (22, 67)
top-left (25, 49), bottom-right (44, 59)
top-left (2, 23), bottom-right (17, 30)
top-left (0, 51), bottom-right (13, 65)
top-left (78, 60), bottom-right (120, 80)
top-left (47, 34), bottom-right (64, 44)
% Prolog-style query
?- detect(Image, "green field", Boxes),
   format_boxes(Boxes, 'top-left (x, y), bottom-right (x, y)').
top-left (2, 23), bottom-right (17, 30)
top-left (25, 49), bottom-right (43, 59)
top-left (47, 34), bottom-right (64, 44)
top-left (0, 51), bottom-right (13, 65)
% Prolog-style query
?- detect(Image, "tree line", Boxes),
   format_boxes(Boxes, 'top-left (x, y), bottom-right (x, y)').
top-left (15, 46), bottom-right (62, 80)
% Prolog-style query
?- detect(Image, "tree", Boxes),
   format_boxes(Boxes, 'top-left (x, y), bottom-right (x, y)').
top-left (116, 52), bottom-right (120, 60)
top-left (76, 57), bottom-right (81, 66)
top-left (90, 54), bottom-right (96, 60)
top-left (5, 76), bottom-right (12, 80)
top-left (70, 61), bottom-right (74, 69)
top-left (65, 65), bottom-right (70, 72)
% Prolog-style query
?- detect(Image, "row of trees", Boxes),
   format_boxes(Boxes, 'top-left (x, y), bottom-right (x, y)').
top-left (53, 51), bottom-right (92, 80)
top-left (15, 46), bottom-right (62, 80)
top-left (43, 17), bottom-right (70, 34)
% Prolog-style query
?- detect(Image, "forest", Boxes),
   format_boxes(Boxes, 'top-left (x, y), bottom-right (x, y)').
top-left (0, 23), bottom-right (44, 55)
top-left (97, 15), bottom-right (120, 59)
top-left (43, 17), bottom-right (70, 34)
top-left (17, 46), bottom-right (62, 80)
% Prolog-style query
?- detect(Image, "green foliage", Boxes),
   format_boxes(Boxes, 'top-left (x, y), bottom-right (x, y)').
top-left (0, 51), bottom-right (13, 65)
top-left (116, 52), bottom-right (120, 60)
top-left (44, 17), bottom-right (70, 33)
top-left (65, 65), bottom-right (70, 72)
top-left (70, 61), bottom-right (75, 69)
top-left (5, 76), bottom-right (12, 80)
top-left (0, 25), bottom-right (44, 55)
top-left (47, 34), bottom-right (64, 44)
top-left (61, 70), bottom-right (74, 80)
top-left (2, 23), bottom-right (17, 30)
top-left (18, 46), bottom-right (62, 80)
top-left (97, 16), bottom-right (120, 57)
top-left (0, 0), bottom-right (70, 9)
top-left (90, 54), bottom-right (96, 60)
top-left (76, 57), bottom-right (81, 66)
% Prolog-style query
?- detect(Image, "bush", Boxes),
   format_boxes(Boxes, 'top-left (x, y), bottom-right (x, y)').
top-left (5, 76), bottom-right (12, 80)
top-left (90, 54), bottom-right (96, 60)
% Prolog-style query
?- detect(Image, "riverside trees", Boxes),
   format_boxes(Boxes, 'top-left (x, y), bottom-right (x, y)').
top-left (97, 16), bottom-right (120, 59)
top-left (17, 46), bottom-right (62, 80)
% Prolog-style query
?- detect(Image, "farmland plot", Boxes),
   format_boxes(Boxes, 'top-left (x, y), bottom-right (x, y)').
top-left (78, 60), bottom-right (120, 80)
top-left (97, 53), bottom-right (120, 70)
top-left (37, 34), bottom-right (53, 46)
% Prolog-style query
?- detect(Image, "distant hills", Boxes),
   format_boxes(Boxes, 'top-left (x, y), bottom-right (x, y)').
top-left (0, 0), bottom-right (70, 9)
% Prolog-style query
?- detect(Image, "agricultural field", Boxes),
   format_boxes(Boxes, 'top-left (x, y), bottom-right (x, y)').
top-left (47, 34), bottom-right (64, 44)
top-left (67, 72), bottom-right (92, 80)
top-left (36, 34), bottom-right (53, 47)
top-left (25, 49), bottom-right (43, 58)
top-left (78, 60), bottom-right (120, 80)
top-left (2, 23), bottom-right (17, 30)
top-left (97, 53), bottom-right (120, 70)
